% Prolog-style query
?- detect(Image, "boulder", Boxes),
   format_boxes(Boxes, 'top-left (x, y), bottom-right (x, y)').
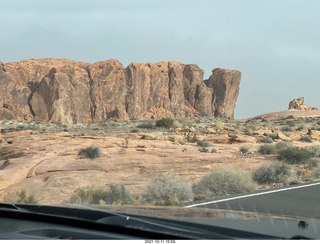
top-left (288, 97), bottom-right (318, 111)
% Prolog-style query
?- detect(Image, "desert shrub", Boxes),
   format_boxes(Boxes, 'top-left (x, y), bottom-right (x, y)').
top-left (130, 128), bottom-right (140, 133)
top-left (312, 165), bottom-right (320, 179)
top-left (144, 175), bottom-right (193, 206)
top-left (68, 185), bottom-right (133, 205)
top-left (193, 167), bottom-right (257, 198)
top-left (307, 158), bottom-right (320, 167)
top-left (78, 146), bottom-right (101, 159)
top-left (199, 147), bottom-right (209, 153)
top-left (281, 125), bottom-right (294, 132)
top-left (68, 188), bottom-right (103, 205)
top-left (285, 120), bottom-right (296, 127)
top-left (275, 141), bottom-right (292, 152)
top-left (16, 190), bottom-right (39, 204)
top-left (245, 126), bottom-right (256, 135)
top-left (211, 148), bottom-right (217, 153)
top-left (278, 147), bottom-right (314, 164)
top-left (308, 146), bottom-right (320, 158)
top-left (261, 136), bottom-right (274, 143)
top-left (155, 118), bottom-right (175, 129)
top-left (252, 161), bottom-right (292, 184)
top-left (193, 194), bottom-right (207, 201)
top-left (269, 133), bottom-right (278, 140)
top-left (215, 121), bottom-right (224, 130)
top-left (137, 122), bottom-right (155, 129)
top-left (299, 136), bottom-right (313, 143)
top-left (239, 145), bottom-right (250, 154)
top-left (258, 144), bottom-right (276, 155)
top-left (196, 140), bottom-right (213, 147)
top-left (102, 184), bottom-right (133, 205)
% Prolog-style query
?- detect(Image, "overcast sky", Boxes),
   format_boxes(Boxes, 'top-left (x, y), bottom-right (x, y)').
top-left (1, 0), bottom-right (319, 119)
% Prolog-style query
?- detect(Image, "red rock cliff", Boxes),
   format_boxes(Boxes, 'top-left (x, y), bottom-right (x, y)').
top-left (0, 59), bottom-right (241, 123)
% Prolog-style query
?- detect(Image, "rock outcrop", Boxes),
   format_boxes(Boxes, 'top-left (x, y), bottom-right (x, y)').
top-left (288, 97), bottom-right (318, 111)
top-left (0, 59), bottom-right (241, 123)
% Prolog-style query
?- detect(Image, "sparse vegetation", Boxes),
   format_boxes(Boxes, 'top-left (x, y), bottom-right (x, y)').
top-left (311, 165), bottom-right (320, 179)
top-left (199, 147), bottom-right (209, 153)
top-left (275, 141), bottom-right (292, 152)
top-left (137, 122), bottom-right (155, 129)
top-left (16, 190), bottom-right (39, 204)
top-left (68, 184), bottom-right (133, 205)
top-left (196, 140), bottom-right (213, 147)
top-left (252, 161), bottom-right (293, 184)
top-left (261, 136), bottom-right (274, 143)
top-left (308, 146), bottom-right (320, 158)
top-left (193, 194), bottom-right (207, 201)
top-left (210, 148), bottom-right (217, 153)
top-left (193, 167), bottom-right (257, 198)
top-left (144, 175), bottom-right (193, 206)
top-left (278, 147), bottom-right (314, 164)
top-left (281, 125), bottom-right (294, 132)
top-left (258, 144), bottom-right (276, 155)
top-left (78, 146), bottom-right (101, 159)
top-left (299, 136), bottom-right (313, 143)
top-left (155, 118), bottom-right (175, 129)
top-left (244, 125), bottom-right (256, 135)
top-left (214, 121), bottom-right (224, 130)
top-left (239, 145), bottom-right (250, 154)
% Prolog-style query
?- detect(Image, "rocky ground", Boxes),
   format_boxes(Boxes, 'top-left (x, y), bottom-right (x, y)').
top-left (1, 110), bottom-right (320, 205)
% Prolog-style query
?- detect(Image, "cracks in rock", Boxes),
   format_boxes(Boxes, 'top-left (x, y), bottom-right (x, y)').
top-left (27, 81), bottom-right (39, 117)
top-left (85, 67), bottom-right (97, 121)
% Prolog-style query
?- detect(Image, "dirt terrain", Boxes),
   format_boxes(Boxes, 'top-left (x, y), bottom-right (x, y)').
top-left (1, 110), bottom-right (320, 205)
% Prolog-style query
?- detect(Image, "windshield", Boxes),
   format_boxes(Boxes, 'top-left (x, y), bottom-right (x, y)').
top-left (1, 0), bottom-right (320, 240)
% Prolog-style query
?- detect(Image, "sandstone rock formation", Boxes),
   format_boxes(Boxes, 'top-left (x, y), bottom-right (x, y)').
top-left (288, 97), bottom-right (318, 111)
top-left (0, 59), bottom-right (241, 123)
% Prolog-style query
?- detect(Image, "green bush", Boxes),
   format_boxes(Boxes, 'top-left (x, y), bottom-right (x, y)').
top-left (137, 122), bottom-right (155, 129)
top-left (239, 145), bottom-right (250, 154)
top-left (68, 184), bottom-right (133, 205)
top-left (275, 141), bottom-right (292, 152)
top-left (144, 175), bottom-right (193, 206)
top-left (102, 184), bottom-right (133, 205)
top-left (281, 125), bottom-right (294, 132)
top-left (299, 136), bottom-right (313, 143)
top-left (199, 147), bottom-right (209, 153)
top-left (258, 144), bottom-right (276, 155)
top-left (312, 166), bottom-right (320, 179)
top-left (308, 146), bottom-right (320, 158)
top-left (307, 157), bottom-right (320, 167)
top-left (278, 147), bottom-right (314, 164)
top-left (261, 136), bottom-right (274, 143)
top-left (17, 190), bottom-right (39, 204)
top-left (155, 118), bottom-right (175, 129)
top-left (196, 140), bottom-right (213, 147)
top-left (252, 161), bottom-right (292, 184)
top-left (78, 146), bottom-right (101, 159)
top-left (193, 167), bottom-right (257, 198)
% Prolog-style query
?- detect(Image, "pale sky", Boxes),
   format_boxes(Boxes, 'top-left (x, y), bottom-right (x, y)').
top-left (1, 0), bottom-right (319, 119)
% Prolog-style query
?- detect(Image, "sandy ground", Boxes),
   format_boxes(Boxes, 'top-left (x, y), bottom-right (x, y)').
top-left (0, 129), bottom-right (274, 204)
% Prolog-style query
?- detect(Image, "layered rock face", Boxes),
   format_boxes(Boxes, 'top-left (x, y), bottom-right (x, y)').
top-left (288, 97), bottom-right (318, 111)
top-left (0, 59), bottom-right (241, 123)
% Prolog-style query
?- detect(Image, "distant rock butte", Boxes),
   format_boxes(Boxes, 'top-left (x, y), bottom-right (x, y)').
top-left (288, 97), bottom-right (318, 111)
top-left (0, 58), bottom-right (241, 123)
